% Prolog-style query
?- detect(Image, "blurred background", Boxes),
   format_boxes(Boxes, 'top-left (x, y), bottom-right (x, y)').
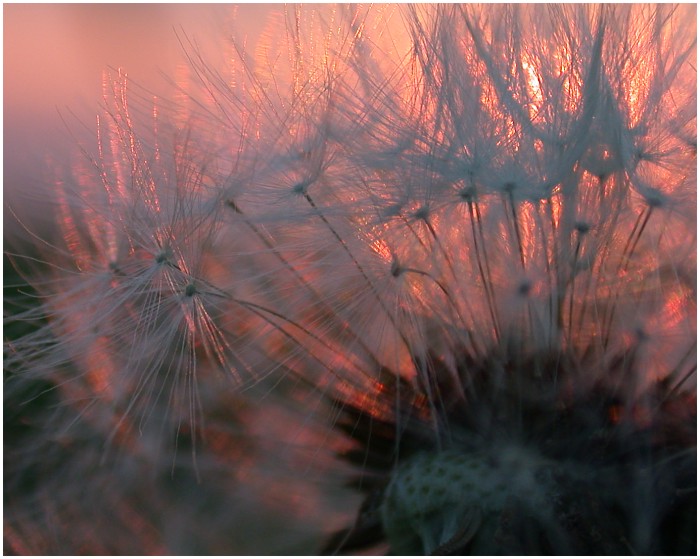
top-left (4, 4), bottom-right (274, 241)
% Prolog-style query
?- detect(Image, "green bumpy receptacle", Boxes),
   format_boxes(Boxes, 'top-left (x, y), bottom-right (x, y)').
top-left (381, 447), bottom-right (563, 554)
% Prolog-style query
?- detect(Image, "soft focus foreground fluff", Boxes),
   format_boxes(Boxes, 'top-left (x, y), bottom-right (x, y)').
top-left (4, 4), bottom-right (696, 555)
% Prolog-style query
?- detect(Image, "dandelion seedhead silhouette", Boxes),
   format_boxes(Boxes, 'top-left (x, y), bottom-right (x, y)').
top-left (4, 4), bottom-right (697, 555)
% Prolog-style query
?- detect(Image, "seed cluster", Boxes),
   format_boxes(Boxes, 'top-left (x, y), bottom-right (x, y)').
top-left (4, 4), bottom-right (696, 555)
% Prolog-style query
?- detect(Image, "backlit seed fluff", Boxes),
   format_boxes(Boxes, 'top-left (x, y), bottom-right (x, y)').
top-left (5, 4), bottom-right (696, 555)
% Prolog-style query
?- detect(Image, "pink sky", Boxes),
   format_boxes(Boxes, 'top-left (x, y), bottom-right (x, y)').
top-left (4, 4), bottom-right (275, 237)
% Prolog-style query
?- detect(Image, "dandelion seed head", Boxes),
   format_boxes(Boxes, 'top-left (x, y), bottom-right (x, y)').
top-left (292, 180), bottom-right (310, 195)
top-left (574, 220), bottom-right (591, 234)
top-left (457, 184), bottom-right (477, 203)
top-left (184, 282), bottom-right (197, 298)
top-left (5, 2), bottom-right (696, 555)
top-left (154, 249), bottom-right (171, 264)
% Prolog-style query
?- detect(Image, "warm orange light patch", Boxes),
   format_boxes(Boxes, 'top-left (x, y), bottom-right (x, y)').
top-left (522, 58), bottom-right (543, 118)
top-left (553, 44), bottom-right (583, 114)
top-left (84, 336), bottom-right (117, 397)
top-left (369, 236), bottom-right (395, 265)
